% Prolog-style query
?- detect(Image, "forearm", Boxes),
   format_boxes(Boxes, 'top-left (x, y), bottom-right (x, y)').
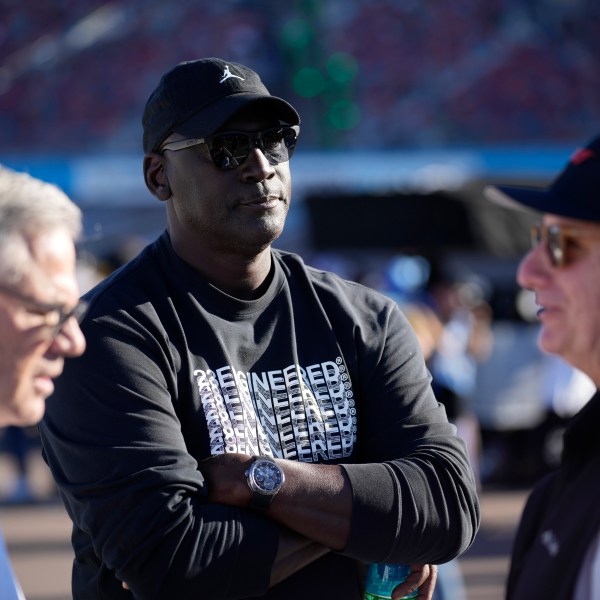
top-left (198, 454), bottom-right (352, 550)
top-left (268, 460), bottom-right (352, 550)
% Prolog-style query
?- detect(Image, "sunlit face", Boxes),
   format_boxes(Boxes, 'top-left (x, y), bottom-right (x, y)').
top-left (161, 106), bottom-right (293, 256)
top-left (517, 214), bottom-right (600, 383)
top-left (0, 228), bottom-right (86, 426)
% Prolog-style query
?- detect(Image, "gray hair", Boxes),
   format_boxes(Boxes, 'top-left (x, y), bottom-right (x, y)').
top-left (0, 165), bottom-right (83, 284)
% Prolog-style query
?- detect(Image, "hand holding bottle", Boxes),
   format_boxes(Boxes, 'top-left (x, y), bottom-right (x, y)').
top-left (364, 563), bottom-right (438, 600)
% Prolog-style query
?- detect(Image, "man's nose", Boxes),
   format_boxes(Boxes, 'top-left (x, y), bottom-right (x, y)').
top-left (516, 243), bottom-right (550, 290)
top-left (240, 147), bottom-right (276, 181)
top-left (50, 317), bottom-right (86, 358)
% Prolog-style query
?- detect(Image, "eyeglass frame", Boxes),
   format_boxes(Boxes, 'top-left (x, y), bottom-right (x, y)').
top-left (530, 223), bottom-right (600, 267)
top-left (0, 284), bottom-right (88, 337)
top-left (159, 124), bottom-right (300, 170)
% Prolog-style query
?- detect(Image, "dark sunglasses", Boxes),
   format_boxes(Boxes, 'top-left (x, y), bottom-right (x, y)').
top-left (531, 223), bottom-right (600, 267)
top-left (160, 125), bottom-right (300, 170)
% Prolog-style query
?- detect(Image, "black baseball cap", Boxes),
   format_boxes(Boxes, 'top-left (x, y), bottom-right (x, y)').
top-left (484, 135), bottom-right (600, 222)
top-left (142, 58), bottom-right (300, 154)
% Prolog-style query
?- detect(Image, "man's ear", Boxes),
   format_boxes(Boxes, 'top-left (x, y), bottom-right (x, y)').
top-left (143, 154), bottom-right (172, 201)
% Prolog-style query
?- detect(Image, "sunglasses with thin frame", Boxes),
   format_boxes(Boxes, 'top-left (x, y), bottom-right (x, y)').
top-left (160, 125), bottom-right (300, 170)
top-left (531, 223), bottom-right (600, 267)
top-left (0, 284), bottom-right (88, 337)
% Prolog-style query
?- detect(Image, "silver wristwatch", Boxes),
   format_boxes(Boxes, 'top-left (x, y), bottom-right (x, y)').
top-left (245, 456), bottom-right (285, 511)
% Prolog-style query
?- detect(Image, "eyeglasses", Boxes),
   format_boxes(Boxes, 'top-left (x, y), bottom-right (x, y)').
top-left (160, 125), bottom-right (300, 170)
top-left (0, 284), bottom-right (88, 337)
top-left (531, 223), bottom-right (600, 267)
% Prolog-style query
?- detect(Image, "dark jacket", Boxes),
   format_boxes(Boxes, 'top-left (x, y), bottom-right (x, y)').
top-left (506, 391), bottom-right (600, 599)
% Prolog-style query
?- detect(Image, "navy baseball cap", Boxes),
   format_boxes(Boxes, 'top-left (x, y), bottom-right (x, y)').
top-left (485, 135), bottom-right (600, 222)
top-left (142, 58), bottom-right (300, 154)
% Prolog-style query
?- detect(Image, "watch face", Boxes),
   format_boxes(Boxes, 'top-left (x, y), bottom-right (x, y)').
top-left (253, 460), bottom-right (284, 493)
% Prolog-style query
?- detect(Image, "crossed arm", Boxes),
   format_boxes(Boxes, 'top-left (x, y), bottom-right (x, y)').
top-left (43, 305), bottom-right (477, 598)
top-left (198, 453), bottom-right (437, 599)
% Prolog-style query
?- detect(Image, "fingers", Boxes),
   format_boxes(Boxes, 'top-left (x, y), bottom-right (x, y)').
top-left (414, 564), bottom-right (438, 600)
top-left (391, 564), bottom-right (438, 600)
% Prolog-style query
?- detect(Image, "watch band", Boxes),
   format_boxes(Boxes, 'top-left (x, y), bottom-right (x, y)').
top-left (249, 488), bottom-right (275, 512)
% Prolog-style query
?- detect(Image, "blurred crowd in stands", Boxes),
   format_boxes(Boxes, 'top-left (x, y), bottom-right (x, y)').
top-left (1, 0), bottom-right (600, 154)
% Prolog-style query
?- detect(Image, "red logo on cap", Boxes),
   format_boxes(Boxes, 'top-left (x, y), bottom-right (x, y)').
top-left (570, 148), bottom-right (596, 165)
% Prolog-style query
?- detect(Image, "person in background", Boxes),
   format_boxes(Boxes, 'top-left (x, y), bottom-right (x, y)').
top-left (485, 134), bottom-right (600, 599)
top-left (425, 268), bottom-right (492, 488)
top-left (0, 165), bottom-right (86, 599)
top-left (40, 57), bottom-right (479, 599)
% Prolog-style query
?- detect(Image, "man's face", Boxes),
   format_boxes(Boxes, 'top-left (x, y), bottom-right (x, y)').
top-left (0, 228), bottom-right (86, 426)
top-left (160, 107), bottom-right (293, 255)
top-left (517, 214), bottom-right (600, 380)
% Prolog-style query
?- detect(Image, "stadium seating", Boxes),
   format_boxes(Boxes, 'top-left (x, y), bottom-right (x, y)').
top-left (1, 0), bottom-right (599, 153)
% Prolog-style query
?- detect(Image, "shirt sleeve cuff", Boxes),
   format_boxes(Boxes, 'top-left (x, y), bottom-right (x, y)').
top-left (340, 463), bottom-right (400, 562)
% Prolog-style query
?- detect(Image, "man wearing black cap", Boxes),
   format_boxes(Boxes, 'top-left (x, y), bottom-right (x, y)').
top-left (39, 58), bottom-right (479, 599)
top-left (485, 135), bottom-right (600, 600)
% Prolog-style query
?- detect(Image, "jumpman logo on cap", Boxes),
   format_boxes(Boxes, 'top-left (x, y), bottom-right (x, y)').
top-left (220, 65), bottom-right (244, 84)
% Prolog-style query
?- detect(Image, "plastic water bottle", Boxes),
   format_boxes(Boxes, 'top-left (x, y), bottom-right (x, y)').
top-left (363, 563), bottom-right (418, 599)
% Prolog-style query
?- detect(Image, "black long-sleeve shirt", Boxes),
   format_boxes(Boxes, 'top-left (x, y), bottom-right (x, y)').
top-left (40, 232), bottom-right (479, 599)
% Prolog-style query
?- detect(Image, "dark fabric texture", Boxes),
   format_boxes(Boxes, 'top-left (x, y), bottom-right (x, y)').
top-left (506, 391), bottom-right (600, 599)
top-left (40, 231), bottom-right (479, 599)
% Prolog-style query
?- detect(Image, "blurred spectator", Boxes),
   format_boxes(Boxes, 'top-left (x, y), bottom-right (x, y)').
top-left (484, 134), bottom-right (600, 598)
top-left (0, 164), bottom-right (85, 600)
top-left (425, 268), bottom-right (494, 484)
